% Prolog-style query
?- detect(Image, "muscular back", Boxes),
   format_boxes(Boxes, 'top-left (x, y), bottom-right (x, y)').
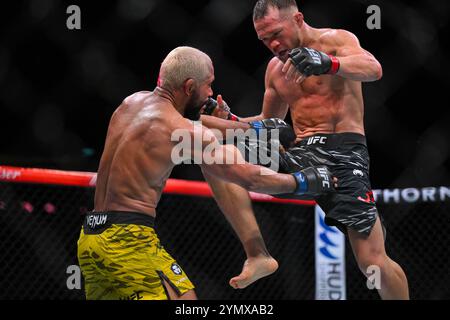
top-left (94, 91), bottom-right (180, 217)
top-left (267, 29), bottom-right (366, 139)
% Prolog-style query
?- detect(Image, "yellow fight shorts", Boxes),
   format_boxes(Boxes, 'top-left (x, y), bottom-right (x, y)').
top-left (77, 211), bottom-right (194, 300)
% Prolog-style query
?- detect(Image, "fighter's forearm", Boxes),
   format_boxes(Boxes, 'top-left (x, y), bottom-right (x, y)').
top-left (221, 163), bottom-right (297, 195)
top-left (236, 114), bottom-right (265, 123)
top-left (200, 115), bottom-right (250, 136)
top-left (245, 165), bottom-right (298, 194)
top-left (336, 53), bottom-right (383, 82)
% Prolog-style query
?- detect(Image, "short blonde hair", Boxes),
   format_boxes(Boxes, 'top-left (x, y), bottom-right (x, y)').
top-left (159, 46), bottom-right (212, 90)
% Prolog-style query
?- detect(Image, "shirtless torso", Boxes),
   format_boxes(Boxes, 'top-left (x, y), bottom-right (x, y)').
top-left (94, 91), bottom-right (184, 217)
top-left (263, 28), bottom-right (367, 139)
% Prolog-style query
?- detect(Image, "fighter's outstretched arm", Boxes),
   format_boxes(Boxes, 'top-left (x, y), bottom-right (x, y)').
top-left (201, 142), bottom-right (297, 195)
top-left (182, 122), bottom-right (291, 194)
top-left (200, 114), bottom-right (250, 137)
top-left (195, 125), bottom-right (332, 196)
top-left (200, 58), bottom-right (289, 128)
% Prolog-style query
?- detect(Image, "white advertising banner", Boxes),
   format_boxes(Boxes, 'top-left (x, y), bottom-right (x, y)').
top-left (315, 205), bottom-right (346, 300)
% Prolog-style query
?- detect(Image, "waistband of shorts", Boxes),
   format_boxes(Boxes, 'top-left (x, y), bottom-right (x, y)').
top-left (296, 132), bottom-right (367, 148)
top-left (84, 211), bottom-right (155, 228)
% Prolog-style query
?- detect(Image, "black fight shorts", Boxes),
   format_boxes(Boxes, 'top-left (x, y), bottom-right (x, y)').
top-left (279, 133), bottom-right (385, 238)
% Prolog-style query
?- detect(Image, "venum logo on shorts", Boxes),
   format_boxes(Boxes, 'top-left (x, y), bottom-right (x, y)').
top-left (171, 263), bottom-right (183, 275)
top-left (86, 214), bottom-right (107, 228)
top-left (353, 169), bottom-right (364, 177)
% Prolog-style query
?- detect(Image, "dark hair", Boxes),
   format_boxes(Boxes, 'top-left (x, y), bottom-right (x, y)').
top-left (253, 0), bottom-right (298, 21)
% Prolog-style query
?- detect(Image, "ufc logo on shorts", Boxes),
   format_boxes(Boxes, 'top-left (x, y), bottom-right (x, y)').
top-left (318, 167), bottom-right (330, 188)
top-left (307, 136), bottom-right (327, 145)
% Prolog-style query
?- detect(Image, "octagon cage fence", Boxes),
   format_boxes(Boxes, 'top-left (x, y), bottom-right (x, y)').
top-left (0, 165), bottom-right (449, 300)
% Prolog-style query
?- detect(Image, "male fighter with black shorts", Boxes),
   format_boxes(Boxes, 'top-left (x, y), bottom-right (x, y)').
top-left (201, 0), bottom-right (409, 299)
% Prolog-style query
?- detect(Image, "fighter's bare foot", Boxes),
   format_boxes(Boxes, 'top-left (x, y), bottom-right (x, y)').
top-left (229, 255), bottom-right (279, 289)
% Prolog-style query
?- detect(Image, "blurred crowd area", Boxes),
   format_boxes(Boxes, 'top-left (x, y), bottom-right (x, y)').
top-left (0, 0), bottom-right (449, 188)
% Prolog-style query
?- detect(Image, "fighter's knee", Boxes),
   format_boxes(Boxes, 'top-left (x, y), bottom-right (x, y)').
top-left (356, 252), bottom-right (389, 276)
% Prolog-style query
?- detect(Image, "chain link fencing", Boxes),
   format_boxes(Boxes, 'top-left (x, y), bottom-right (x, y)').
top-left (1, 179), bottom-right (449, 300)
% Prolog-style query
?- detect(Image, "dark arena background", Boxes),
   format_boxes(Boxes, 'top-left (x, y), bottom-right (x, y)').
top-left (0, 0), bottom-right (449, 305)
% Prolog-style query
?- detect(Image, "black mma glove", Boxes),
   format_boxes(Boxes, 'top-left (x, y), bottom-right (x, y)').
top-left (248, 118), bottom-right (296, 149)
top-left (249, 118), bottom-right (296, 149)
top-left (234, 119), bottom-right (295, 170)
top-left (288, 47), bottom-right (340, 76)
top-left (202, 97), bottom-right (240, 121)
top-left (292, 166), bottom-right (334, 196)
